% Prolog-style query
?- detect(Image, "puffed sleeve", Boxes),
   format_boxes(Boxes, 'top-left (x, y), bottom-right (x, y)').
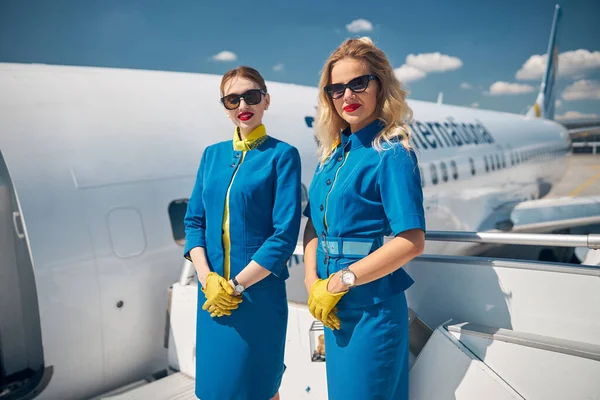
top-left (183, 150), bottom-right (208, 260)
top-left (378, 146), bottom-right (426, 236)
top-left (252, 146), bottom-right (302, 276)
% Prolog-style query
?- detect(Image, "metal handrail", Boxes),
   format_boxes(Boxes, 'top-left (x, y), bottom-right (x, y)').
top-left (425, 230), bottom-right (600, 250)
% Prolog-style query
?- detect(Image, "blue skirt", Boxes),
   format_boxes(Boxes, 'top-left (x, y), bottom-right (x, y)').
top-left (194, 281), bottom-right (287, 400)
top-left (324, 292), bottom-right (409, 400)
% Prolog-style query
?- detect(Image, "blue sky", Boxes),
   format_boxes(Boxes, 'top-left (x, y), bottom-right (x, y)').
top-left (1, 0), bottom-right (599, 118)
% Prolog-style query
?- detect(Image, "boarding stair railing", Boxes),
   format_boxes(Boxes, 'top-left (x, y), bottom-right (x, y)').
top-left (404, 230), bottom-right (600, 400)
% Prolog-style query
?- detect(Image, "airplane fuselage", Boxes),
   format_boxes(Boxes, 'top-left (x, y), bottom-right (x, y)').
top-left (0, 63), bottom-right (569, 399)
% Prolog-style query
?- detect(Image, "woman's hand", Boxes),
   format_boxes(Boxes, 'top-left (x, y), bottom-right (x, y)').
top-left (201, 272), bottom-right (243, 317)
top-left (326, 271), bottom-right (348, 294)
top-left (308, 276), bottom-right (346, 330)
top-left (304, 274), bottom-right (319, 295)
top-left (197, 269), bottom-right (209, 290)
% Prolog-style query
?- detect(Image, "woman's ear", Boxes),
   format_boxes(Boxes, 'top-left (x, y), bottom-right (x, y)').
top-left (264, 93), bottom-right (271, 110)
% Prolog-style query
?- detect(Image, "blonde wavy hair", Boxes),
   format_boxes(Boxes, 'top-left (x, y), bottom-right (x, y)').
top-left (315, 37), bottom-right (413, 161)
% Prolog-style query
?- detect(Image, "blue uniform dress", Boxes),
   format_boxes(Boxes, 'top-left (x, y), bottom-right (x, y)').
top-left (184, 125), bottom-right (302, 400)
top-left (304, 120), bottom-right (425, 399)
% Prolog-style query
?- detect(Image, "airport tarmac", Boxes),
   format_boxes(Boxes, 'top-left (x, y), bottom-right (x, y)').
top-left (481, 154), bottom-right (600, 264)
top-left (547, 154), bottom-right (600, 198)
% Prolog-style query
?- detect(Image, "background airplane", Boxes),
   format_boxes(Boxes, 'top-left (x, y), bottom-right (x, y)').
top-left (0, 4), bottom-right (599, 399)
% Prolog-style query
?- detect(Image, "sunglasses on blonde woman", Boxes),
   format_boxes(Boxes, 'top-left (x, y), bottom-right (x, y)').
top-left (220, 89), bottom-right (267, 110)
top-left (324, 74), bottom-right (379, 100)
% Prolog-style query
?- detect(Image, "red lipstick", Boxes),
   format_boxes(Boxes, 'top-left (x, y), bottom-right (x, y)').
top-left (238, 112), bottom-right (254, 121)
top-left (343, 104), bottom-right (361, 112)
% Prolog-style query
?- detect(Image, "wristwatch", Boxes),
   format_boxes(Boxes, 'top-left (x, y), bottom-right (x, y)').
top-left (232, 277), bottom-right (245, 295)
top-left (340, 268), bottom-right (357, 289)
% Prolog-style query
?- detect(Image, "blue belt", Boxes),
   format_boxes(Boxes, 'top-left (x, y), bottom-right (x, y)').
top-left (318, 235), bottom-right (383, 259)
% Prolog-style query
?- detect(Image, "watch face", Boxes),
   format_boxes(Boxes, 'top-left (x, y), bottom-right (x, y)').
top-left (342, 271), bottom-right (355, 286)
top-left (235, 284), bottom-right (244, 293)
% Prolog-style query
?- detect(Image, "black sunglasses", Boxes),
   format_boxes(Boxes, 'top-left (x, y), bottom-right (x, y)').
top-left (221, 89), bottom-right (267, 110)
top-left (324, 74), bottom-right (379, 99)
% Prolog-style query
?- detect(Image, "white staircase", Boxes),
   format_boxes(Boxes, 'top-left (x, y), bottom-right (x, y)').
top-left (447, 323), bottom-right (600, 400)
top-left (410, 327), bottom-right (524, 400)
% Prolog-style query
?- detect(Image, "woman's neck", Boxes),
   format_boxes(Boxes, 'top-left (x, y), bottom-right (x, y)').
top-left (238, 123), bottom-right (262, 139)
top-left (350, 114), bottom-right (378, 134)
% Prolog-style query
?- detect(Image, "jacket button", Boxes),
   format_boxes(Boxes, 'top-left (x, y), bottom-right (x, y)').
top-left (231, 163), bottom-right (235, 168)
top-left (326, 179), bottom-right (331, 185)
top-left (235, 154), bottom-right (240, 158)
top-left (319, 204), bottom-right (324, 211)
top-left (337, 156), bottom-right (343, 162)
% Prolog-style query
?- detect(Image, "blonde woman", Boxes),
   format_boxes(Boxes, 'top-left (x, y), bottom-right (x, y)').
top-left (303, 38), bottom-right (425, 399)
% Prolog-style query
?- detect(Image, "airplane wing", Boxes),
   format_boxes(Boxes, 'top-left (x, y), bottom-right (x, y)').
top-left (509, 196), bottom-right (600, 233)
top-left (561, 120), bottom-right (600, 137)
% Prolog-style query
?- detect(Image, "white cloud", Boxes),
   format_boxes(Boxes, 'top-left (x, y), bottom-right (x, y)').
top-left (562, 79), bottom-right (600, 101)
top-left (406, 52), bottom-right (463, 73)
top-left (555, 99), bottom-right (562, 108)
top-left (460, 82), bottom-right (472, 89)
top-left (394, 64), bottom-right (427, 83)
top-left (516, 49), bottom-right (600, 80)
top-left (471, 102), bottom-right (479, 108)
top-left (346, 19), bottom-right (373, 33)
top-left (487, 81), bottom-right (535, 95)
top-left (273, 63), bottom-right (284, 72)
top-left (555, 111), bottom-right (598, 120)
top-left (393, 52), bottom-right (462, 83)
top-left (212, 51), bottom-right (237, 62)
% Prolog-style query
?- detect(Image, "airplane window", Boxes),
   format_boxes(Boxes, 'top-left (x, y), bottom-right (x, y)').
top-left (440, 162), bottom-right (449, 182)
top-left (495, 154), bottom-right (501, 169)
top-left (469, 158), bottom-right (476, 175)
top-left (430, 164), bottom-right (438, 185)
top-left (169, 199), bottom-right (189, 246)
top-left (501, 153), bottom-right (506, 168)
top-left (420, 167), bottom-right (425, 187)
top-left (484, 156), bottom-right (489, 172)
top-left (490, 155), bottom-right (496, 171)
top-left (451, 160), bottom-right (458, 180)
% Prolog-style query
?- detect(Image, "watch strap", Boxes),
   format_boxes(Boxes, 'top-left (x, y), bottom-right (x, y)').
top-left (232, 277), bottom-right (245, 294)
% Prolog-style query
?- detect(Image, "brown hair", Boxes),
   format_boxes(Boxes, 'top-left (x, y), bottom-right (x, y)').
top-left (220, 66), bottom-right (267, 96)
top-left (316, 37), bottom-right (413, 161)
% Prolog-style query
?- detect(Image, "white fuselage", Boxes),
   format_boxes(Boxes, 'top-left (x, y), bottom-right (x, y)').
top-left (0, 63), bottom-right (569, 399)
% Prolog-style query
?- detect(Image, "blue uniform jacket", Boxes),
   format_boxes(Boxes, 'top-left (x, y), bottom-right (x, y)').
top-left (304, 120), bottom-right (426, 308)
top-left (184, 136), bottom-right (302, 285)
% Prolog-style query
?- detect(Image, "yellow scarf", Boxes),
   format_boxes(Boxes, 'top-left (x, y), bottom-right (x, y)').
top-left (321, 136), bottom-right (342, 162)
top-left (233, 124), bottom-right (267, 151)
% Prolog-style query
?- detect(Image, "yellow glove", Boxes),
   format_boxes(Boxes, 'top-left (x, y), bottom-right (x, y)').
top-left (308, 276), bottom-right (347, 330)
top-left (201, 272), bottom-right (242, 318)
